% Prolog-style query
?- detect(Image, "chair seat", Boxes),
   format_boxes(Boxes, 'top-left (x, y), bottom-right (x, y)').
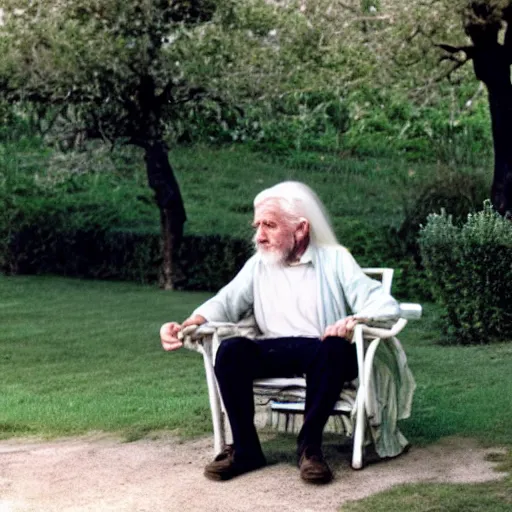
top-left (270, 398), bottom-right (355, 414)
top-left (254, 378), bottom-right (357, 414)
top-left (265, 395), bottom-right (356, 435)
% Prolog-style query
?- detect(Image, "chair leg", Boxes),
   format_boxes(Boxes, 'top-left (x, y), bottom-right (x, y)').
top-left (352, 325), bottom-right (366, 469)
top-left (200, 345), bottom-right (226, 455)
top-left (351, 394), bottom-right (365, 469)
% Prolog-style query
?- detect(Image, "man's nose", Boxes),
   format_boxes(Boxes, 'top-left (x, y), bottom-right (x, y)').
top-left (256, 226), bottom-right (267, 243)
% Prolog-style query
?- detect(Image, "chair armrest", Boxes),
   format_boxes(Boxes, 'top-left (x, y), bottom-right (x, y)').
top-left (180, 306), bottom-right (422, 345)
top-left (357, 302), bottom-right (421, 340)
top-left (177, 324), bottom-right (215, 353)
top-left (179, 322), bottom-right (240, 343)
top-left (399, 302), bottom-right (422, 320)
top-left (361, 318), bottom-right (408, 339)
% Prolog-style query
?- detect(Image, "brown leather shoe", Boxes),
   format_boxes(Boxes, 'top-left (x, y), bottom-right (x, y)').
top-left (204, 445), bottom-right (266, 481)
top-left (299, 446), bottom-right (333, 484)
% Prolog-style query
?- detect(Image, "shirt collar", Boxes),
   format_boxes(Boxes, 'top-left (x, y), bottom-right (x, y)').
top-left (288, 243), bottom-right (314, 266)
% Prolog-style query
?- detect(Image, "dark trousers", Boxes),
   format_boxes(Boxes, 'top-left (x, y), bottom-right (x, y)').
top-left (214, 335), bottom-right (358, 460)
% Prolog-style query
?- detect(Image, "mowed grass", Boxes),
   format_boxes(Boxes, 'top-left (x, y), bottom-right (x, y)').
top-left (398, 304), bottom-right (512, 448)
top-left (342, 478), bottom-right (512, 512)
top-left (1, 275), bottom-right (511, 449)
top-left (0, 275), bottom-right (213, 440)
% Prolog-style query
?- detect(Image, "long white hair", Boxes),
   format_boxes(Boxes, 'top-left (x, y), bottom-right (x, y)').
top-left (254, 181), bottom-right (339, 246)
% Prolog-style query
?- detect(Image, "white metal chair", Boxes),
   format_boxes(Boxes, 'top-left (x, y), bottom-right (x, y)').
top-left (180, 268), bottom-right (421, 469)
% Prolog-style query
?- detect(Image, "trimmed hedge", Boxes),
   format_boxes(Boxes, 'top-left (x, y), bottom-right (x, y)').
top-left (3, 223), bottom-right (252, 292)
top-left (419, 202), bottom-right (512, 344)
top-left (7, 226), bottom-right (160, 282)
top-left (178, 234), bottom-right (252, 291)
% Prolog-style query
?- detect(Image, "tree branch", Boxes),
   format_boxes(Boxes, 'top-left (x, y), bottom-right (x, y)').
top-left (437, 43), bottom-right (473, 56)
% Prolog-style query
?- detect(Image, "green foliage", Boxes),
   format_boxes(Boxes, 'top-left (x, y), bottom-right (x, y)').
top-left (339, 86), bottom-right (493, 164)
top-left (164, 80), bottom-right (493, 168)
top-left (162, 0), bottom-right (495, 169)
top-left (6, 224), bottom-right (160, 282)
top-left (419, 202), bottom-right (512, 344)
top-left (2, 137), bottom-right (495, 299)
top-left (0, 0), bottom-right (221, 149)
top-left (168, 90), bottom-right (350, 155)
top-left (394, 166), bottom-right (490, 263)
top-left (0, 0), bottom-right (498, 169)
top-left (0, 102), bottom-right (35, 141)
top-left (178, 235), bottom-right (252, 290)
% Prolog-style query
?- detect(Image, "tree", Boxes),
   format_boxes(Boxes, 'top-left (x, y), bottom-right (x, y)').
top-left (295, 0), bottom-right (512, 215)
top-left (0, 0), bottom-right (216, 289)
top-left (439, 1), bottom-right (512, 216)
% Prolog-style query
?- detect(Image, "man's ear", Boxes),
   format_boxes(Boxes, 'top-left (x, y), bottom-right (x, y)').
top-left (296, 218), bottom-right (310, 241)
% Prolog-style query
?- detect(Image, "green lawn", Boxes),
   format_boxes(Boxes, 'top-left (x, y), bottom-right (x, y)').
top-left (0, 275), bottom-right (212, 439)
top-left (1, 275), bottom-right (510, 510)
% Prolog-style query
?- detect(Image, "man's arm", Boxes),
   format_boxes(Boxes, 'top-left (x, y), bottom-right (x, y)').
top-left (160, 257), bottom-right (256, 352)
top-left (192, 255), bottom-right (257, 323)
top-left (322, 248), bottom-right (399, 340)
top-left (337, 247), bottom-right (400, 321)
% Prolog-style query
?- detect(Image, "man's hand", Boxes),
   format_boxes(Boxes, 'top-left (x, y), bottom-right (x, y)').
top-left (322, 316), bottom-right (359, 341)
top-left (160, 314), bottom-right (207, 351)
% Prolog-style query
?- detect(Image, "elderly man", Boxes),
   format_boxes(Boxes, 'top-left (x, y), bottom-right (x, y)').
top-left (161, 181), bottom-right (399, 484)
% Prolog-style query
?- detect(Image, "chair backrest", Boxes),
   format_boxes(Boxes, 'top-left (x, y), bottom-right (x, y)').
top-left (361, 268), bottom-right (394, 294)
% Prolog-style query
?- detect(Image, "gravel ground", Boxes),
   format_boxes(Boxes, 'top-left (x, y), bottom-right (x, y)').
top-left (0, 434), bottom-right (507, 512)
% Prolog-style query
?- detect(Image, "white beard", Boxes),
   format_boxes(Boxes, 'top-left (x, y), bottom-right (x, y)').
top-left (257, 248), bottom-right (287, 267)
top-left (253, 241), bottom-right (289, 267)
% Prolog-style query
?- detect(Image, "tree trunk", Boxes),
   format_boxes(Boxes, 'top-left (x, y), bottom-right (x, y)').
top-left (470, 40), bottom-right (512, 216)
top-left (487, 88), bottom-right (512, 216)
top-left (144, 140), bottom-right (186, 289)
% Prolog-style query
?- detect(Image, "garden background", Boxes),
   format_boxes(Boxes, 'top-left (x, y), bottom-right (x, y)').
top-left (1, 1), bottom-right (511, 510)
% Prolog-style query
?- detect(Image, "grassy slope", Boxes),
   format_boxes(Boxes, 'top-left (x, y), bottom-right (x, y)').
top-left (172, 145), bottom-right (424, 240)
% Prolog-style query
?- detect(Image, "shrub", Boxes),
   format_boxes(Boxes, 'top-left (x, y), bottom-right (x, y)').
top-left (394, 167), bottom-right (490, 265)
top-left (419, 201), bottom-right (512, 344)
top-left (177, 235), bottom-right (252, 291)
top-left (2, 216), bottom-right (252, 291)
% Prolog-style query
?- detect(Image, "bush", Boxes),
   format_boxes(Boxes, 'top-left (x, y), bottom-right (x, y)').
top-left (177, 235), bottom-right (252, 291)
top-left (419, 202), bottom-right (512, 344)
top-left (393, 167), bottom-right (490, 265)
top-left (2, 216), bottom-right (252, 291)
top-left (7, 225), bottom-right (162, 282)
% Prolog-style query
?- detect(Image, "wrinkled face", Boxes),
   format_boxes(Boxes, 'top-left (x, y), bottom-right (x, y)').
top-left (252, 203), bottom-right (304, 265)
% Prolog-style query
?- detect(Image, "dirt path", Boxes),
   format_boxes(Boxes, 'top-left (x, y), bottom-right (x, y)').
top-left (0, 434), bottom-right (507, 512)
